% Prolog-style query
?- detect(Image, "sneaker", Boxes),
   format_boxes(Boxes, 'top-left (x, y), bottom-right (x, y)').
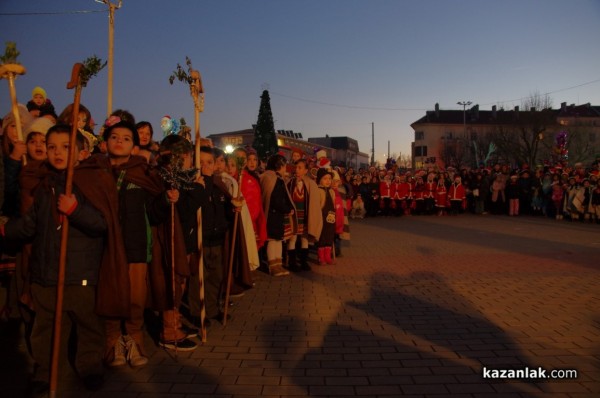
top-left (124, 335), bottom-right (148, 367)
top-left (159, 338), bottom-right (197, 351)
top-left (269, 264), bottom-right (289, 277)
top-left (108, 335), bottom-right (127, 367)
top-left (180, 323), bottom-right (199, 338)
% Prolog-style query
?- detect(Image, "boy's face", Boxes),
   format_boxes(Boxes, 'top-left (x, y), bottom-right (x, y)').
top-left (27, 133), bottom-right (47, 161)
top-left (47, 132), bottom-right (77, 170)
top-left (33, 94), bottom-right (45, 106)
top-left (107, 127), bottom-right (135, 158)
top-left (295, 162), bottom-right (307, 178)
top-left (137, 125), bottom-right (152, 146)
top-left (214, 155), bottom-right (226, 173)
top-left (199, 151), bottom-right (215, 176)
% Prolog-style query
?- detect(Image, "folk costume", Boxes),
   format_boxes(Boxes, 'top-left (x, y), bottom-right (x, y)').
top-left (260, 169), bottom-right (297, 276)
top-left (286, 173), bottom-right (322, 271)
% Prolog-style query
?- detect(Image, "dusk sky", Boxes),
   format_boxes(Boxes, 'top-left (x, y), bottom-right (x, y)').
top-left (2, 0), bottom-right (600, 163)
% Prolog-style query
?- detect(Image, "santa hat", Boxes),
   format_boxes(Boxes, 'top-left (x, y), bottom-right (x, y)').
top-left (291, 147), bottom-right (304, 158)
top-left (24, 117), bottom-right (54, 136)
top-left (32, 86), bottom-right (47, 101)
top-left (316, 149), bottom-right (327, 159)
top-left (318, 157), bottom-right (331, 169)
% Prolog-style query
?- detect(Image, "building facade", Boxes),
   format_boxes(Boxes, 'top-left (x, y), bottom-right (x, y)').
top-left (411, 102), bottom-right (600, 170)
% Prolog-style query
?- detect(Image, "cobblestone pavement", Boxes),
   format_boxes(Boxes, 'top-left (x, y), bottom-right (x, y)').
top-left (2, 214), bottom-right (599, 397)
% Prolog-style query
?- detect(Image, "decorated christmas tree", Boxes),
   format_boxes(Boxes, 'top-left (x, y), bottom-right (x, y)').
top-left (252, 90), bottom-right (278, 161)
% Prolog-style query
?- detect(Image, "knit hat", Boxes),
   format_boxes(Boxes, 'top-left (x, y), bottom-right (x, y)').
top-left (32, 86), bottom-right (47, 101)
top-left (2, 104), bottom-right (34, 133)
top-left (24, 117), bottom-right (54, 137)
top-left (316, 167), bottom-right (333, 184)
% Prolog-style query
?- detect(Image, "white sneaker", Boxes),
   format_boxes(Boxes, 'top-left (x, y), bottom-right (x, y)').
top-left (124, 335), bottom-right (148, 367)
top-left (108, 335), bottom-right (127, 367)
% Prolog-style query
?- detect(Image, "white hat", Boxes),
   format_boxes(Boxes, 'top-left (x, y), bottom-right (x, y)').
top-left (25, 117), bottom-right (54, 136)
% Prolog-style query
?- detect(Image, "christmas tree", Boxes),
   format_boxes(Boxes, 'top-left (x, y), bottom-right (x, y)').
top-left (252, 90), bottom-right (278, 161)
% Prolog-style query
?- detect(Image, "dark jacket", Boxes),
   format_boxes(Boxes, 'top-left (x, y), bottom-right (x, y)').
top-left (114, 161), bottom-right (171, 263)
top-left (5, 171), bottom-right (107, 287)
top-left (177, 182), bottom-right (205, 254)
top-left (198, 175), bottom-right (230, 246)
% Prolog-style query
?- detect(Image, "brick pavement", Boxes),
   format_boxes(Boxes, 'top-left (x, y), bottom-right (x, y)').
top-left (1, 214), bottom-right (599, 397)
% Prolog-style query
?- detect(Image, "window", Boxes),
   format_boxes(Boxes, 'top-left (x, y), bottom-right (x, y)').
top-left (415, 131), bottom-right (424, 140)
top-left (415, 146), bottom-right (428, 157)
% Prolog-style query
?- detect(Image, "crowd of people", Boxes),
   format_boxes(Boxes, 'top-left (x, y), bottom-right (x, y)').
top-left (317, 159), bottom-right (600, 223)
top-left (0, 88), bottom-right (351, 396)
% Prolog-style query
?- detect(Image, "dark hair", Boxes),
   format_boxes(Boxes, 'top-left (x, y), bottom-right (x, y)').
top-left (157, 134), bottom-right (193, 168)
top-left (57, 103), bottom-right (92, 132)
top-left (295, 159), bottom-right (308, 168)
top-left (135, 121), bottom-right (153, 134)
top-left (212, 147), bottom-right (225, 159)
top-left (200, 145), bottom-right (215, 158)
top-left (266, 154), bottom-right (287, 171)
top-left (46, 124), bottom-right (86, 151)
top-left (110, 109), bottom-right (136, 125)
top-left (103, 120), bottom-right (140, 146)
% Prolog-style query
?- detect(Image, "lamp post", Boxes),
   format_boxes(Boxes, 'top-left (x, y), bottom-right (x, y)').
top-left (96, 0), bottom-right (123, 118)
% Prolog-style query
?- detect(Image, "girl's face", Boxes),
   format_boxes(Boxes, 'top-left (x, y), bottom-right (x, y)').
top-left (332, 178), bottom-right (340, 188)
top-left (137, 125), bottom-right (152, 146)
top-left (32, 94), bottom-right (45, 107)
top-left (27, 133), bottom-right (47, 161)
top-left (4, 121), bottom-right (18, 143)
top-left (107, 127), bottom-right (135, 158)
top-left (320, 174), bottom-right (332, 188)
top-left (226, 157), bottom-right (237, 176)
top-left (77, 112), bottom-right (88, 130)
top-left (247, 154), bottom-right (258, 171)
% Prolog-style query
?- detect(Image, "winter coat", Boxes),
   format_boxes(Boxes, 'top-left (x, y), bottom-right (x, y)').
top-left (4, 171), bottom-right (106, 287)
top-left (260, 170), bottom-right (296, 240)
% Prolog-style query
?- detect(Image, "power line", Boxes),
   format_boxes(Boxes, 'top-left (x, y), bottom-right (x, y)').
top-left (0, 10), bottom-right (106, 16)
top-left (271, 78), bottom-right (600, 111)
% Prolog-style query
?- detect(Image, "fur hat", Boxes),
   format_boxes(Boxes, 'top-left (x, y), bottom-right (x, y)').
top-left (24, 117), bottom-right (54, 137)
top-left (32, 86), bottom-right (47, 101)
top-left (316, 167), bottom-right (333, 184)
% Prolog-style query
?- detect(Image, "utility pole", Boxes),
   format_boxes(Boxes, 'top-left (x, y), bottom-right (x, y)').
top-left (387, 140), bottom-right (390, 161)
top-left (457, 100), bottom-right (472, 137)
top-left (97, 0), bottom-right (123, 118)
top-left (371, 122), bottom-right (374, 165)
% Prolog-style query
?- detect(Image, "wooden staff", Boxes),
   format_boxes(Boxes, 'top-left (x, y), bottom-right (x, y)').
top-left (222, 168), bottom-right (244, 327)
top-left (0, 63), bottom-right (27, 164)
top-left (49, 63), bottom-right (83, 398)
top-left (190, 68), bottom-right (207, 342)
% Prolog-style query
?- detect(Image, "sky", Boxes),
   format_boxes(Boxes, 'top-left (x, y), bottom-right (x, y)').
top-left (2, 0), bottom-right (600, 163)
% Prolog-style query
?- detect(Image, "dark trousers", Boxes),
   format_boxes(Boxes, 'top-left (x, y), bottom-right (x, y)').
top-left (202, 244), bottom-right (224, 319)
top-left (30, 283), bottom-right (104, 383)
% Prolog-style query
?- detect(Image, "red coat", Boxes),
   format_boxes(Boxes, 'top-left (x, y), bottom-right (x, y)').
top-left (424, 181), bottom-right (436, 199)
top-left (395, 182), bottom-right (410, 200)
top-left (448, 182), bottom-right (467, 209)
top-left (435, 181), bottom-right (448, 208)
top-left (379, 180), bottom-right (391, 198)
top-left (413, 182), bottom-right (425, 200)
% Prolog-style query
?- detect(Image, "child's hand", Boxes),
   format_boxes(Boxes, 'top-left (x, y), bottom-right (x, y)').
top-left (166, 189), bottom-right (179, 204)
top-left (9, 141), bottom-right (27, 161)
top-left (195, 173), bottom-right (205, 187)
top-left (58, 194), bottom-right (78, 215)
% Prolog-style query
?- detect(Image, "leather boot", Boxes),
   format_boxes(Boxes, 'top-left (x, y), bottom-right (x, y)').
top-left (299, 248), bottom-right (311, 271)
top-left (287, 250), bottom-right (300, 272)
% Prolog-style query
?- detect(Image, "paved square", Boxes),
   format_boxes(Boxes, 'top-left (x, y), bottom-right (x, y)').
top-left (2, 214), bottom-right (599, 397)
